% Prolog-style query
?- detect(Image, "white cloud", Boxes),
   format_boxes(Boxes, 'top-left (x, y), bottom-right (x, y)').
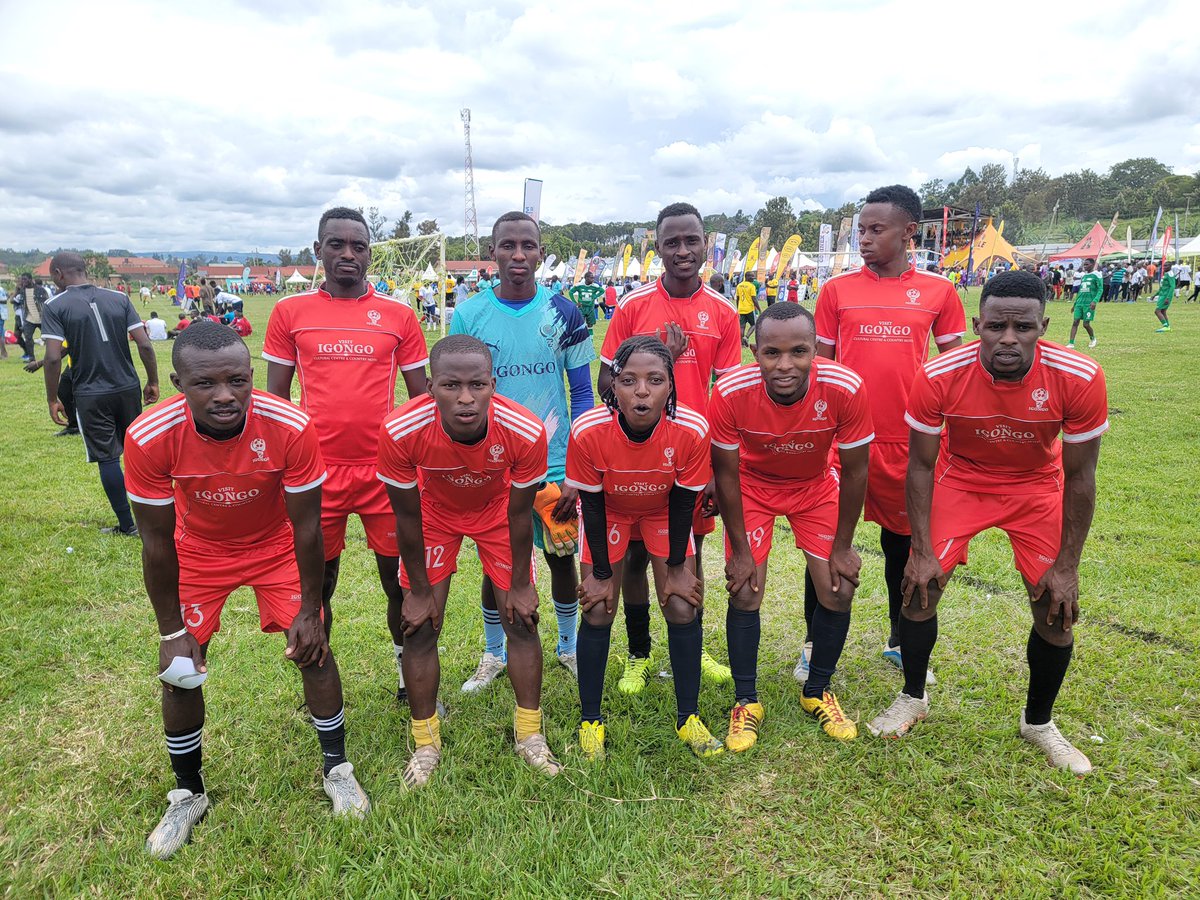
top-left (0, 0), bottom-right (1195, 251)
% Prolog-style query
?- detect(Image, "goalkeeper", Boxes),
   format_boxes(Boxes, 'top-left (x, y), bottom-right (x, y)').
top-left (449, 211), bottom-right (597, 690)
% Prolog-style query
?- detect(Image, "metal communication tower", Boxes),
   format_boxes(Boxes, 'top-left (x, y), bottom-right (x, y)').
top-left (461, 108), bottom-right (480, 259)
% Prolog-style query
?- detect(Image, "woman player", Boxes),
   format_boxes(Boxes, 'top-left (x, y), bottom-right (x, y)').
top-left (566, 335), bottom-right (724, 759)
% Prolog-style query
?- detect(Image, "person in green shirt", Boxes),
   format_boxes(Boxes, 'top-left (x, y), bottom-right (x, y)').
top-left (1067, 258), bottom-right (1101, 349)
top-left (1154, 272), bottom-right (1176, 332)
top-left (568, 271), bottom-right (604, 333)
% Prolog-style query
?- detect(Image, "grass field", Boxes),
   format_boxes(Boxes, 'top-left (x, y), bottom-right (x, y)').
top-left (1, 289), bottom-right (1197, 897)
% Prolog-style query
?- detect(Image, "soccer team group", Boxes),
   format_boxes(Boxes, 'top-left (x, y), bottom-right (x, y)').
top-left (35, 184), bottom-right (1108, 860)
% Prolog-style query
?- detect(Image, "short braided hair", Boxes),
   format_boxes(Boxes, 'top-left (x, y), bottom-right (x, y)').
top-left (602, 335), bottom-right (677, 420)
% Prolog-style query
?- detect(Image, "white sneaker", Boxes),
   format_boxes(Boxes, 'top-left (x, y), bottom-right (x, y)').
top-left (145, 788), bottom-right (209, 859)
top-left (323, 762), bottom-right (370, 818)
top-left (867, 691), bottom-right (930, 737)
top-left (1088, 339), bottom-right (1098, 348)
top-left (515, 734), bottom-right (564, 776)
top-left (557, 650), bottom-right (578, 679)
top-left (1019, 711), bottom-right (1093, 775)
top-left (401, 744), bottom-right (441, 790)
top-left (793, 641), bottom-right (812, 683)
top-left (460, 652), bottom-right (506, 693)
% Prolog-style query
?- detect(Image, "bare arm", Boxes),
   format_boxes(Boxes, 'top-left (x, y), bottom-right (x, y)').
top-left (712, 445), bottom-right (756, 595)
top-left (282, 485), bottom-right (328, 667)
top-left (41, 339), bottom-right (66, 425)
top-left (935, 336), bottom-right (963, 353)
top-left (829, 442), bottom-right (869, 592)
top-left (902, 428), bottom-right (946, 609)
top-left (385, 483), bottom-right (439, 634)
top-left (266, 361), bottom-right (295, 401)
top-left (130, 326), bottom-right (160, 404)
top-left (401, 366), bottom-right (429, 402)
top-left (1032, 437), bottom-right (1101, 632)
top-left (499, 483), bottom-right (540, 630)
top-left (131, 500), bottom-right (207, 675)
top-left (597, 362), bottom-right (613, 399)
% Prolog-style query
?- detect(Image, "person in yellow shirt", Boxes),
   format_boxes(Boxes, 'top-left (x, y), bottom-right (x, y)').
top-left (765, 275), bottom-right (780, 305)
top-left (735, 277), bottom-right (761, 346)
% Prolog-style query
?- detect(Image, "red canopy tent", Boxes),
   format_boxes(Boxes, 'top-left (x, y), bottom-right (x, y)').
top-left (1049, 222), bottom-right (1130, 261)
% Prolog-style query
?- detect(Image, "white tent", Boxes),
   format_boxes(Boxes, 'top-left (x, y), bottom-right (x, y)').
top-left (625, 259), bottom-right (641, 278)
top-left (794, 253), bottom-right (817, 268)
top-left (285, 269), bottom-right (308, 285)
top-left (422, 264), bottom-right (438, 281)
top-left (1177, 234), bottom-right (1200, 255)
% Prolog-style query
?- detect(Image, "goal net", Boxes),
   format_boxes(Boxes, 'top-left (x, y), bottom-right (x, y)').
top-left (317, 232), bottom-right (449, 334)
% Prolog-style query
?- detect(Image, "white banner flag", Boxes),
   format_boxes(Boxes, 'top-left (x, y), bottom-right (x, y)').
top-left (523, 178), bottom-right (543, 222)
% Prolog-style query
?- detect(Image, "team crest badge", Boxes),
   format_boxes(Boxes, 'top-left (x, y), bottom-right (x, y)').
top-left (367, 309), bottom-right (382, 326)
top-left (250, 438), bottom-right (269, 462)
top-left (664, 446), bottom-right (675, 467)
top-left (697, 311), bottom-right (710, 329)
top-left (905, 289), bottom-right (921, 304)
top-left (488, 444), bottom-right (504, 462)
top-left (1030, 388), bottom-right (1049, 411)
top-left (814, 399), bottom-right (828, 421)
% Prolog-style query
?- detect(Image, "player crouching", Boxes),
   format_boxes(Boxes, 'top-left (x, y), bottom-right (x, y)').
top-left (127, 323), bottom-right (368, 860)
top-left (710, 304), bottom-right (873, 747)
top-left (378, 335), bottom-right (562, 788)
top-left (567, 336), bottom-right (723, 759)
top-left (869, 271), bottom-right (1107, 775)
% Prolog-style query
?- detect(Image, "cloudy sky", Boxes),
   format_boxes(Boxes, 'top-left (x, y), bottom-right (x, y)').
top-left (1, 0), bottom-right (1196, 252)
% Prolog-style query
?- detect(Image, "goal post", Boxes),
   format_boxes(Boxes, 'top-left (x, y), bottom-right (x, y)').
top-left (367, 233), bottom-right (449, 335)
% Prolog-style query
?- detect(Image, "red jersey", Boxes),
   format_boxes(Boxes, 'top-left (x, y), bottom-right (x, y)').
top-left (905, 341), bottom-right (1109, 495)
top-left (814, 266), bottom-right (965, 441)
top-left (124, 389), bottom-right (326, 552)
top-left (709, 359), bottom-right (874, 486)
top-left (565, 404), bottom-right (711, 518)
top-left (377, 393), bottom-right (548, 515)
top-left (600, 279), bottom-right (740, 412)
top-left (262, 283), bottom-right (428, 466)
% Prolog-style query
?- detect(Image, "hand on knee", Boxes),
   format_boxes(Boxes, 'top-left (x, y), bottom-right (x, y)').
top-left (661, 597), bottom-right (698, 626)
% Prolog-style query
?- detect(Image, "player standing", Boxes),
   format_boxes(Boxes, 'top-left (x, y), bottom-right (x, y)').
top-left (711, 304), bottom-right (873, 749)
top-left (869, 271), bottom-right (1106, 775)
top-left (378, 335), bottom-right (562, 786)
top-left (1067, 258), bottom-right (1101, 349)
top-left (263, 208), bottom-right (429, 702)
top-left (735, 276), bottom-right (761, 346)
top-left (811, 185), bottom-right (965, 684)
top-left (568, 270), bottom-right (604, 334)
top-left (40, 252), bottom-right (160, 536)
top-left (450, 212), bottom-right (595, 690)
top-left (1154, 269), bottom-right (1176, 332)
top-left (129, 324), bottom-right (368, 859)
top-left (599, 203), bottom-right (741, 695)
top-left (569, 336), bottom-right (722, 759)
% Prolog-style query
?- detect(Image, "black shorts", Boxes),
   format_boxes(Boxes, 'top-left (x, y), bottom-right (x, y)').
top-left (740, 312), bottom-right (756, 327)
top-left (75, 387), bottom-right (142, 463)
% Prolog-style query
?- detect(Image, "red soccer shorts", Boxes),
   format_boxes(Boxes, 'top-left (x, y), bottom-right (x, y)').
top-left (864, 440), bottom-right (910, 535)
top-left (322, 463), bottom-right (399, 560)
top-left (692, 492), bottom-right (717, 537)
top-left (580, 510), bottom-right (695, 567)
top-left (930, 484), bottom-right (1062, 584)
top-left (724, 473), bottom-right (840, 565)
top-left (399, 496), bottom-right (519, 591)
top-left (178, 541), bottom-right (303, 646)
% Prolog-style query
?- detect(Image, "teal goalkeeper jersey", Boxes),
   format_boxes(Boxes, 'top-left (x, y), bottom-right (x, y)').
top-left (450, 286), bottom-right (596, 480)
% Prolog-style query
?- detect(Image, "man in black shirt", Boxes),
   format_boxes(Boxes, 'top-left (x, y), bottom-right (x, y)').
top-left (41, 252), bottom-right (160, 535)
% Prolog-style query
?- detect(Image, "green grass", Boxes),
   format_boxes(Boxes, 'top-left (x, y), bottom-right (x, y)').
top-left (1, 291), bottom-right (1198, 897)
